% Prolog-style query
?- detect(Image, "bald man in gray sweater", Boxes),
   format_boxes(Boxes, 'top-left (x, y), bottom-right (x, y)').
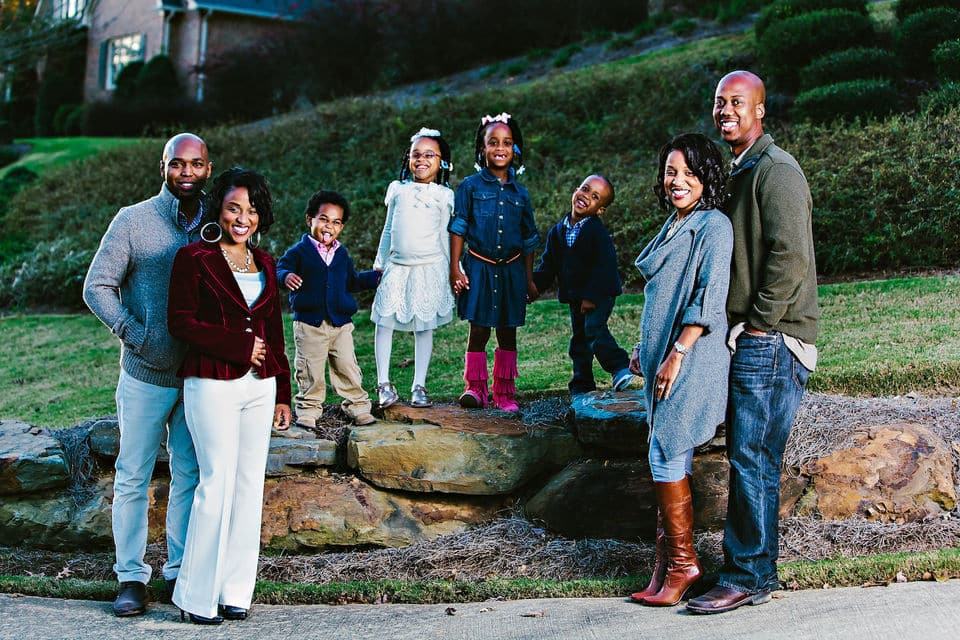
top-left (83, 133), bottom-right (211, 617)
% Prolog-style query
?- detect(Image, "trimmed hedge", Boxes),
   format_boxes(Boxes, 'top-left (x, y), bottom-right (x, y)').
top-left (799, 47), bottom-right (899, 91)
top-left (933, 39), bottom-right (960, 81)
top-left (919, 82), bottom-right (960, 115)
top-left (758, 9), bottom-right (875, 87)
top-left (895, 8), bottom-right (960, 72)
top-left (896, 0), bottom-right (960, 21)
top-left (793, 79), bottom-right (899, 123)
top-left (755, 0), bottom-right (866, 39)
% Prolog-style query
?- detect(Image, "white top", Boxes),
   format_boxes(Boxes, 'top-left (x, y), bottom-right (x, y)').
top-left (373, 180), bottom-right (454, 269)
top-left (233, 271), bottom-right (266, 307)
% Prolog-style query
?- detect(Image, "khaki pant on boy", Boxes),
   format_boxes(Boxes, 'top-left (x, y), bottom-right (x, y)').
top-left (293, 320), bottom-right (372, 424)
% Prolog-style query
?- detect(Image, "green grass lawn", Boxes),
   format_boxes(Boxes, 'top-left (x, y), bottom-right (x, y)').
top-left (3, 275), bottom-right (958, 427)
top-left (0, 137), bottom-right (148, 179)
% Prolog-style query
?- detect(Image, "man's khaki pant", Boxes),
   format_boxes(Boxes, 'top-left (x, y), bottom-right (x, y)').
top-left (292, 320), bottom-right (371, 424)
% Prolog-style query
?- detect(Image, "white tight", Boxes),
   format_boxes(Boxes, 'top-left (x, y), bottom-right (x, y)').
top-left (375, 324), bottom-right (434, 389)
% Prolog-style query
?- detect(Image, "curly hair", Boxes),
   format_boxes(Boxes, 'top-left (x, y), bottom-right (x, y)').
top-left (204, 167), bottom-right (276, 235)
top-left (653, 133), bottom-right (727, 212)
top-left (304, 189), bottom-right (352, 224)
top-left (399, 129), bottom-right (452, 186)
top-left (473, 113), bottom-right (525, 175)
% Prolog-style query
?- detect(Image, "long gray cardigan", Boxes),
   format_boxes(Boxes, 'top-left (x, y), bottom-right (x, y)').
top-left (635, 207), bottom-right (733, 460)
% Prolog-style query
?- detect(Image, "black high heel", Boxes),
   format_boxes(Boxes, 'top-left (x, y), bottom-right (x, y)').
top-left (219, 605), bottom-right (248, 620)
top-left (179, 608), bottom-right (224, 625)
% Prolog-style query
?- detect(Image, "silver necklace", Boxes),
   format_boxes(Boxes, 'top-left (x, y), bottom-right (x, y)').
top-left (221, 247), bottom-right (252, 273)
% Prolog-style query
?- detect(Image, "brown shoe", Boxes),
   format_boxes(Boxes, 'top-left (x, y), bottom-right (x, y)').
top-left (629, 511), bottom-right (665, 603)
top-left (640, 477), bottom-right (702, 606)
top-left (686, 585), bottom-right (771, 614)
top-left (354, 412), bottom-right (376, 426)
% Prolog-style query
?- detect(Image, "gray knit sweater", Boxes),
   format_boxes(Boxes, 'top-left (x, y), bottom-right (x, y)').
top-left (83, 185), bottom-right (201, 388)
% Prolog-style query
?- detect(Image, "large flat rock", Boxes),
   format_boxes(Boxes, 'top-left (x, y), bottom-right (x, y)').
top-left (260, 474), bottom-right (504, 551)
top-left (348, 404), bottom-right (581, 495)
top-left (0, 421), bottom-right (70, 495)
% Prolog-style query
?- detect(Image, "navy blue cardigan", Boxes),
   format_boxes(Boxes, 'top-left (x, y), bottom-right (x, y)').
top-left (276, 234), bottom-right (380, 327)
top-left (533, 215), bottom-right (623, 304)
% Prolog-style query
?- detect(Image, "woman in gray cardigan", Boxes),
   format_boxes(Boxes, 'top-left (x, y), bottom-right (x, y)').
top-left (628, 133), bottom-right (733, 607)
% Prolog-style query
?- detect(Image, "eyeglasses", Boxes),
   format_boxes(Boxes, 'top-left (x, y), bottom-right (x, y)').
top-left (410, 151), bottom-right (440, 161)
top-left (316, 215), bottom-right (343, 227)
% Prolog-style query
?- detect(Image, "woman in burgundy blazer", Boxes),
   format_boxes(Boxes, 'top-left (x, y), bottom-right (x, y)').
top-left (167, 168), bottom-right (291, 625)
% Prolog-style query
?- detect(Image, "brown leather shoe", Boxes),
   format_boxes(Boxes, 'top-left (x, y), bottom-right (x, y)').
top-left (686, 585), bottom-right (771, 614)
top-left (640, 477), bottom-right (702, 606)
top-left (629, 511), bottom-right (665, 603)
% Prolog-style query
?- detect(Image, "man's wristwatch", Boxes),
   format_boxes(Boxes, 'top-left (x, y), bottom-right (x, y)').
top-left (673, 341), bottom-right (690, 356)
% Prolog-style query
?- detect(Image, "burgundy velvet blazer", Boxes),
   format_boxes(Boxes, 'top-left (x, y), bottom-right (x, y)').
top-left (168, 240), bottom-right (292, 405)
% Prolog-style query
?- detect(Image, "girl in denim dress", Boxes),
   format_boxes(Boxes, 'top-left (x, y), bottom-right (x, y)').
top-left (448, 113), bottom-right (539, 411)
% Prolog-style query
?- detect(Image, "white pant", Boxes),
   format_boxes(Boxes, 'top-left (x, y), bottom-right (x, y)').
top-left (173, 371), bottom-right (275, 619)
top-left (113, 371), bottom-right (198, 583)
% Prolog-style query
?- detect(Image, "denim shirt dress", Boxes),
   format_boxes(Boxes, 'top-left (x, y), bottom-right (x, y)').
top-left (448, 167), bottom-right (540, 328)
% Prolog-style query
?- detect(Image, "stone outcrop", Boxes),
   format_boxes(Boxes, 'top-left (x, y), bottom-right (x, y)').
top-left (800, 423), bottom-right (956, 523)
top-left (348, 404), bottom-right (581, 494)
top-left (571, 392), bottom-right (648, 455)
top-left (0, 421), bottom-right (70, 495)
top-left (260, 474), bottom-right (505, 551)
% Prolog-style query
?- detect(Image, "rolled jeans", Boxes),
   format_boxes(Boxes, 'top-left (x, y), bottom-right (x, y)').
top-left (113, 370), bottom-right (199, 584)
top-left (568, 296), bottom-right (630, 394)
top-left (719, 331), bottom-right (809, 594)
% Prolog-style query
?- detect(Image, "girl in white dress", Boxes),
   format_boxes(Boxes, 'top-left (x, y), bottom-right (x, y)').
top-left (371, 127), bottom-right (455, 408)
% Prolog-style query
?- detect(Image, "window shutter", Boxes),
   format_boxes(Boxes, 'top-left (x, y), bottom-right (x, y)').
top-left (99, 40), bottom-right (108, 88)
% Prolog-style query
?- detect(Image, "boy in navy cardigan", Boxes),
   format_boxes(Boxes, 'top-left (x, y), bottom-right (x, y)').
top-left (532, 175), bottom-right (634, 395)
top-left (278, 190), bottom-right (380, 427)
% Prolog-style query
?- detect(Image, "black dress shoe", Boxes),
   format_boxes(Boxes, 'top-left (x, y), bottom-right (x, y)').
top-left (113, 581), bottom-right (148, 617)
top-left (180, 609), bottom-right (224, 625)
top-left (219, 605), bottom-right (248, 620)
top-left (162, 578), bottom-right (176, 603)
top-left (686, 585), bottom-right (771, 614)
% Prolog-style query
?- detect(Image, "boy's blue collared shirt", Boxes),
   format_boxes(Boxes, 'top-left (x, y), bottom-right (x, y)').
top-left (563, 214), bottom-right (589, 247)
top-left (448, 167), bottom-right (539, 257)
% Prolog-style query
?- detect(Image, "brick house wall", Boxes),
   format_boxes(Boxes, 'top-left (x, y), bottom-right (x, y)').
top-left (83, 0), bottom-right (164, 102)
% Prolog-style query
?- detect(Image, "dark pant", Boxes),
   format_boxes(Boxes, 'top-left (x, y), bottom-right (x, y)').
top-left (719, 331), bottom-right (809, 594)
top-left (567, 296), bottom-right (629, 394)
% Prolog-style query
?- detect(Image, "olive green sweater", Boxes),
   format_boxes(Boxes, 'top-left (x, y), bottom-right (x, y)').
top-left (725, 134), bottom-right (818, 344)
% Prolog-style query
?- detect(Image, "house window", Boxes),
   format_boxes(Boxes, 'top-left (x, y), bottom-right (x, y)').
top-left (53, 0), bottom-right (86, 20)
top-left (104, 34), bottom-right (144, 90)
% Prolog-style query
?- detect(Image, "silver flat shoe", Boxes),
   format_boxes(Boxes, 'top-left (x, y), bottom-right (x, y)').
top-left (410, 384), bottom-right (433, 408)
top-left (377, 382), bottom-right (399, 408)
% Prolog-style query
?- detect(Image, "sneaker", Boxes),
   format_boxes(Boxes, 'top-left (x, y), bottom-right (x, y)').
top-left (113, 580), bottom-right (148, 617)
top-left (613, 369), bottom-right (635, 392)
top-left (376, 382), bottom-right (399, 408)
top-left (410, 385), bottom-right (433, 408)
top-left (354, 412), bottom-right (376, 426)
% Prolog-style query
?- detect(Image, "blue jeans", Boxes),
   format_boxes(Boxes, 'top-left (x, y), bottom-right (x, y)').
top-left (648, 438), bottom-right (693, 482)
top-left (719, 332), bottom-right (809, 594)
top-left (568, 296), bottom-right (630, 394)
top-left (113, 371), bottom-right (199, 583)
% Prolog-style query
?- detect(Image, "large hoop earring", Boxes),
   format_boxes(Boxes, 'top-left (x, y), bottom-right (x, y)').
top-left (247, 231), bottom-right (261, 248)
top-left (200, 222), bottom-right (222, 243)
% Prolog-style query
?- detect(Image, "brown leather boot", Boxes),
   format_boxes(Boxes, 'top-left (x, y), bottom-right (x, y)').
top-left (629, 511), bottom-right (665, 603)
top-left (641, 477), bottom-right (702, 606)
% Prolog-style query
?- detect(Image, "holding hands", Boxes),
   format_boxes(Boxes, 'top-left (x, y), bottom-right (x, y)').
top-left (450, 267), bottom-right (470, 295)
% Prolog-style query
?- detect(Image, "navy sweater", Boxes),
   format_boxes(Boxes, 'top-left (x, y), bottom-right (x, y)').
top-left (276, 234), bottom-right (379, 327)
top-left (533, 215), bottom-right (623, 304)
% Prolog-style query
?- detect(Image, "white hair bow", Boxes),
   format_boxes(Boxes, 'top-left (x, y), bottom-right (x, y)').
top-left (480, 112), bottom-right (512, 126)
top-left (410, 127), bottom-right (442, 142)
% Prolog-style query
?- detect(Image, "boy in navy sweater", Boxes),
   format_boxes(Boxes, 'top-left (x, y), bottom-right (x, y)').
top-left (532, 175), bottom-right (633, 395)
top-left (278, 190), bottom-right (380, 426)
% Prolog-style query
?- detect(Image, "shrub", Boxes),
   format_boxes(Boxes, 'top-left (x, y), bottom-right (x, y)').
top-left (606, 35), bottom-right (634, 51)
top-left (895, 8), bottom-right (960, 73)
top-left (793, 79), bottom-right (899, 123)
top-left (670, 18), bottom-right (697, 36)
top-left (552, 44), bottom-right (582, 68)
top-left (112, 61), bottom-right (144, 102)
top-left (919, 82), bottom-right (960, 115)
top-left (135, 55), bottom-right (181, 101)
top-left (63, 105), bottom-right (86, 136)
top-left (755, 0), bottom-right (867, 39)
top-left (0, 148), bottom-right (20, 169)
top-left (799, 48), bottom-right (899, 90)
top-left (933, 39), bottom-right (960, 81)
top-left (0, 120), bottom-right (13, 145)
top-left (896, 0), bottom-right (960, 21)
top-left (52, 103), bottom-right (79, 136)
top-left (758, 9), bottom-right (875, 88)
top-left (0, 238), bottom-right (92, 309)
top-left (82, 98), bottom-right (206, 137)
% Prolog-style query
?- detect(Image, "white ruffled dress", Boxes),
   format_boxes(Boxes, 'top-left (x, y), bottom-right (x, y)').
top-left (370, 180), bottom-right (456, 332)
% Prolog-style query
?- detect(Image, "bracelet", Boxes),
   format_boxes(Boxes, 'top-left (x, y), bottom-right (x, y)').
top-left (673, 341), bottom-right (690, 356)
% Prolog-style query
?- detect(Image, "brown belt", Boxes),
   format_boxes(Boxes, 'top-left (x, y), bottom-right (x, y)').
top-left (467, 248), bottom-right (522, 265)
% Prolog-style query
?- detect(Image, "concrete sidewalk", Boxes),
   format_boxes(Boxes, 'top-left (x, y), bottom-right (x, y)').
top-left (5, 579), bottom-right (959, 640)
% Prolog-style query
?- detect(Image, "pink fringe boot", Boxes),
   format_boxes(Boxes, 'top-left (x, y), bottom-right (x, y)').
top-left (492, 348), bottom-right (520, 412)
top-left (459, 351), bottom-right (489, 409)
